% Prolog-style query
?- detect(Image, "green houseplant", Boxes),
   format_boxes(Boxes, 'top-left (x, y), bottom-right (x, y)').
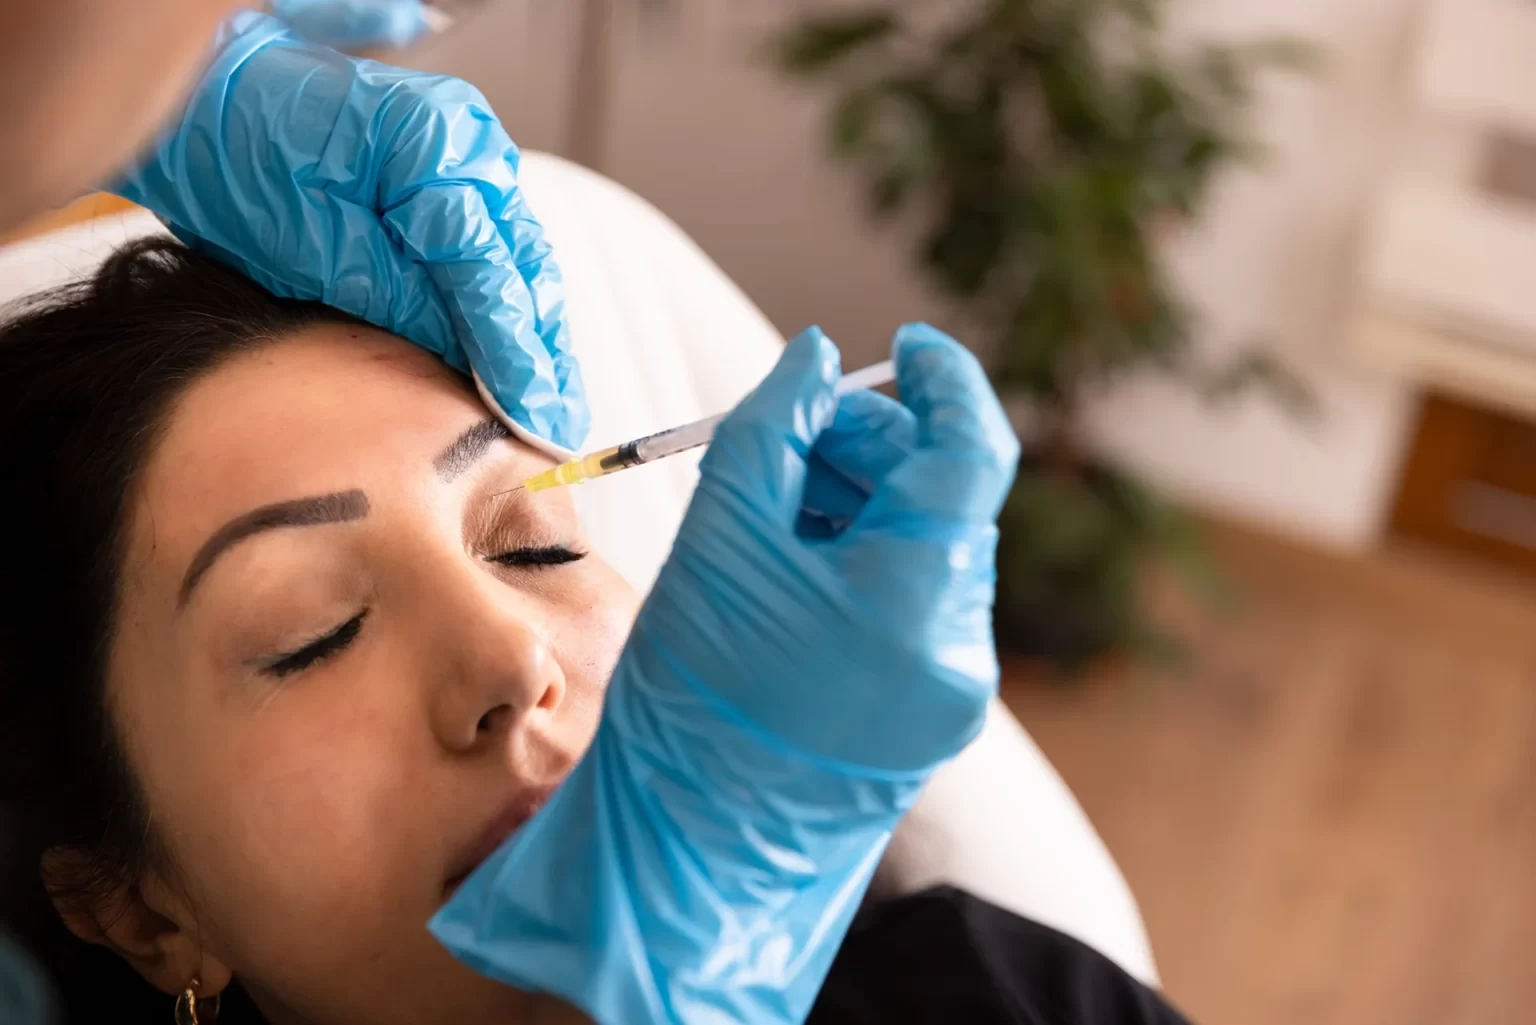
top-left (775, 0), bottom-right (1316, 671)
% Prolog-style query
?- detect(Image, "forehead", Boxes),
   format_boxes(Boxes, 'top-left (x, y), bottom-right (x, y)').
top-left (127, 325), bottom-right (523, 582)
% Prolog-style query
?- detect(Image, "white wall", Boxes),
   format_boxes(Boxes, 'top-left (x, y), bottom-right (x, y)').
top-left (418, 0), bottom-right (1437, 550)
top-left (412, 0), bottom-right (579, 156)
top-left (1082, 0), bottom-right (1427, 548)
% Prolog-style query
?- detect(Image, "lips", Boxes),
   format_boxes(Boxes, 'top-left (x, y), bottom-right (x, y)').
top-left (444, 781), bottom-right (562, 893)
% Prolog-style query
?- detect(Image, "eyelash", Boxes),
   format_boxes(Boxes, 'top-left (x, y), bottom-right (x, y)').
top-left (488, 545), bottom-right (587, 569)
top-left (265, 610), bottom-right (368, 679)
top-left (260, 546), bottom-right (585, 679)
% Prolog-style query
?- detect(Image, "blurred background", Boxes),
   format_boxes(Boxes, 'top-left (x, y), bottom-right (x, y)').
top-left (11, 1), bottom-right (1535, 1022)
top-left (411, 2), bottom-right (1530, 1023)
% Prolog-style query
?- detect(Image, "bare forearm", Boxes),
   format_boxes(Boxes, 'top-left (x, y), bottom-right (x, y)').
top-left (0, 0), bottom-right (240, 232)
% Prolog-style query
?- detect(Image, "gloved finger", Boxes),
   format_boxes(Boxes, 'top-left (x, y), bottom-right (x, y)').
top-left (376, 79), bottom-right (585, 451)
top-left (482, 173), bottom-right (583, 440)
top-left (386, 181), bottom-right (583, 450)
top-left (897, 323), bottom-right (1014, 461)
top-left (799, 390), bottom-right (915, 530)
top-left (704, 327), bottom-right (841, 525)
top-left (120, 15), bottom-right (465, 361)
top-left (858, 323), bottom-right (1020, 528)
top-left (272, 0), bottom-right (432, 50)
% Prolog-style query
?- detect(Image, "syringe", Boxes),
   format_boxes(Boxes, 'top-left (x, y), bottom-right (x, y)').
top-left (504, 359), bottom-right (897, 495)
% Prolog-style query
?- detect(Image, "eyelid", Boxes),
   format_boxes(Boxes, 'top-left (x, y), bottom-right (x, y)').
top-left (474, 486), bottom-right (582, 562)
top-left (258, 609), bottom-right (368, 677)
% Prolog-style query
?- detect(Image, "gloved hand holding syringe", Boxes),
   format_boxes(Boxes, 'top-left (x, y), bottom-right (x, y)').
top-left (499, 359), bottom-right (897, 495)
top-left (434, 326), bottom-right (1018, 1025)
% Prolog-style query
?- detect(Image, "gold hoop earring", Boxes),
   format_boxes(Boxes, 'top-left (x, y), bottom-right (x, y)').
top-left (174, 978), bottom-right (220, 1025)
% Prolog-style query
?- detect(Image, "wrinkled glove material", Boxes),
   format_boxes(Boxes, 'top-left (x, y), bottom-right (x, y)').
top-left (271, 0), bottom-right (432, 50)
top-left (432, 323), bottom-right (1020, 1025)
top-left (113, 11), bottom-right (586, 451)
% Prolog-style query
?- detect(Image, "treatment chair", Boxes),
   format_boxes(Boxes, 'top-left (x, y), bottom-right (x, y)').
top-left (0, 153), bottom-right (1158, 987)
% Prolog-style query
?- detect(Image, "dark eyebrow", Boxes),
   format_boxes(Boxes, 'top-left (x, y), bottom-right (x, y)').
top-left (434, 419), bottom-right (511, 482)
top-left (178, 490), bottom-right (370, 609)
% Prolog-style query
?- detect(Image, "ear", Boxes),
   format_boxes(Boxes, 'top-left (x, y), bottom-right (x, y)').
top-left (41, 847), bottom-right (233, 998)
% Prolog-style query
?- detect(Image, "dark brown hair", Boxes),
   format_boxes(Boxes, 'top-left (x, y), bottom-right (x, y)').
top-left (0, 239), bottom-right (357, 1023)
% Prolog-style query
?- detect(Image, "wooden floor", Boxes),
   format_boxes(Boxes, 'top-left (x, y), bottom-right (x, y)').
top-left (1003, 521), bottom-right (1536, 1025)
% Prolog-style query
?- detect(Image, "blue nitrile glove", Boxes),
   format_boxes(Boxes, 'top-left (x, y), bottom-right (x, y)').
top-left (431, 324), bottom-right (1020, 1025)
top-left (112, 11), bottom-right (586, 451)
top-left (271, 0), bottom-right (432, 50)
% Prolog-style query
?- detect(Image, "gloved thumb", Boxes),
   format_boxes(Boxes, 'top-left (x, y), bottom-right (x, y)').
top-left (857, 324), bottom-right (1019, 528)
top-left (703, 327), bottom-right (842, 525)
top-left (271, 0), bottom-right (433, 50)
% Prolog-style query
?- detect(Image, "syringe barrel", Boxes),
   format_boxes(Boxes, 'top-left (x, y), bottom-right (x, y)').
top-left (629, 412), bottom-right (729, 465)
top-left (595, 443), bottom-right (645, 475)
top-left (593, 360), bottom-right (895, 479)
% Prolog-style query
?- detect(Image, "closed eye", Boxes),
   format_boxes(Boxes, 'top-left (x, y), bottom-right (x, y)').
top-left (488, 545), bottom-right (587, 569)
top-left (263, 611), bottom-right (368, 679)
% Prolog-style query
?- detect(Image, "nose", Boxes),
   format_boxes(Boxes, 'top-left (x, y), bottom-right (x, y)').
top-left (425, 570), bottom-right (569, 760)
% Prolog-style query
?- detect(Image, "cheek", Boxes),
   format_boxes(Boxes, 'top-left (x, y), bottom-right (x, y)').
top-left (558, 566), bottom-right (640, 697)
top-left (117, 649), bottom-right (535, 1023)
top-left (227, 706), bottom-right (413, 860)
top-left (171, 709), bottom-right (526, 1025)
top-left (150, 682), bottom-right (442, 963)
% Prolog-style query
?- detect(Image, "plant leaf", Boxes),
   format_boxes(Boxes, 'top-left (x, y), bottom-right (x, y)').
top-left (773, 11), bottom-right (900, 75)
top-left (1202, 346), bottom-right (1321, 423)
top-left (1241, 36), bottom-right (1324, 74)
top-left (831, 87), bottom-right (879, 152)
top-left (1116, 0), bottom-right (1167, 30)
top-left (1126, 618), bottom-right (1191, 670)
top-left (1141, 497), bottom-right (1236, 609)
top-left (771, 0), bottom-right (1318, 672)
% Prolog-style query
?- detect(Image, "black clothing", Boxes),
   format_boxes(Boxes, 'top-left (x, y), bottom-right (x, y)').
top-left (811, 887), bottom-right (1192, 1025)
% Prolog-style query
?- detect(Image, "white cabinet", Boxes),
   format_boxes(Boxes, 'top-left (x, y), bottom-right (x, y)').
top-left (1352, 0), bottom-right (1536, 418)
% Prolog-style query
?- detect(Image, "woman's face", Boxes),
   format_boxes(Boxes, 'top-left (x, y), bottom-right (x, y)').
top-left (103, 325), bottom-right (639, 1025)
